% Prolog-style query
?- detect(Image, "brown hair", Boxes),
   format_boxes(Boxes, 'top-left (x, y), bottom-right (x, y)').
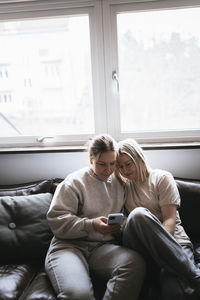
top-left (87, 134), bottom-right (117, 160)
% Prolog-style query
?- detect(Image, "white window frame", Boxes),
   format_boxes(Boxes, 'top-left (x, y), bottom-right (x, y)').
top-left (103, 0), bottom-right (200, 144)
top-left (0, 0), bottom-right (108, 148)
top-left (0, 0), bottom-right (200, 149)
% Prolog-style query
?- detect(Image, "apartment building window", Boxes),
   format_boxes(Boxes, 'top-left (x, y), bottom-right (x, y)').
top-left (0, 0), bottom-right (199, 148)
top-left (0, 64), bottom-right (9, 78)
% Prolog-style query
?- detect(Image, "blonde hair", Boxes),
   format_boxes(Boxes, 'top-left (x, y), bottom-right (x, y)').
top-left (117, 138), bottom-right (150, 183)
top-left (87, 134), bottom-right (117, 161)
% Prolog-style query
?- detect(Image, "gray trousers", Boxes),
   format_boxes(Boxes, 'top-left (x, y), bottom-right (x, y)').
top-left (160, 245), bottom-right (198, 299)
top-left (123, 207), bottom-right (200, 295)
top-left (45, 239), bottom-right (145, 300)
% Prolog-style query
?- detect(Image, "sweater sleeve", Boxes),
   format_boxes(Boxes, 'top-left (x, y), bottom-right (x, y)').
top-left (47, 179), bottom-right (93, 239)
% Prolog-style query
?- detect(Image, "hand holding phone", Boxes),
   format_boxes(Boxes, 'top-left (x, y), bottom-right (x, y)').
top-left (107, 213), bottom-right (124, 225)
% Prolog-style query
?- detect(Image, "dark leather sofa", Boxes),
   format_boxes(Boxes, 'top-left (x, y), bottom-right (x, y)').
top-left (0, 177), bottom-right (200, 300)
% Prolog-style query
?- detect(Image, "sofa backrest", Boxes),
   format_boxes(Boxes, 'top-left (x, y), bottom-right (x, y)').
top-left (0, 177), bottom-right (199, 263)
top-left (0, 178), bottom-right (60, 197)
top-left (176, 178), bottom-right (200, 243)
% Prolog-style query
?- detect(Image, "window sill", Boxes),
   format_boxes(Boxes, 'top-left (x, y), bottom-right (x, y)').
top-left (0, 145), bottom-right (86, 154)
top-left (0, 142), bottom-right (200, 154)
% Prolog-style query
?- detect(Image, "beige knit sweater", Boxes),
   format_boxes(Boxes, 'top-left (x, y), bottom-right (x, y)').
top-left (47, 167), bottom-right (125, 242)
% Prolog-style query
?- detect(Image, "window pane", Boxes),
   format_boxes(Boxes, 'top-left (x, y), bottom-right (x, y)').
top-left (117, 7), bottom-right (200, 133)
top-left (0, 15), bottom-right (94, 137)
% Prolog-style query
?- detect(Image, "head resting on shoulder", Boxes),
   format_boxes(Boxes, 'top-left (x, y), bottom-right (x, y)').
top-left (117, 138), bottom-right (150, 183)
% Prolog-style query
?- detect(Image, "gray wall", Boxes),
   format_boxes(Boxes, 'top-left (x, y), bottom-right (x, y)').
top-left (0, 148), bottom-right (200, 185)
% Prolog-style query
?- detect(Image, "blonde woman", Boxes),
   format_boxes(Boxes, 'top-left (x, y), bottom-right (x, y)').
top-left (117, 138), bottom-right (200, 299)
top-left (45, 134), bottom-right (145, 300)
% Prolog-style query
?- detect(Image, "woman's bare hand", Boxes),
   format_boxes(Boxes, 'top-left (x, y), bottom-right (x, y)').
top-left (92, 216), bottom-right (121, 234)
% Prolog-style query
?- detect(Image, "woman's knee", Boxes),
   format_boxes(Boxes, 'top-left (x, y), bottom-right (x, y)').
top-left (127, 207), bottom-right (150, 226)
top-left (45, 249), bottom-right (94, 300)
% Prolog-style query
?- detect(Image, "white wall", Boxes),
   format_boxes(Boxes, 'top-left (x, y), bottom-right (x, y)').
top-left (145, 148), bottom-right (200, 180)
top-left (0, 148), bottom-right (200, 185)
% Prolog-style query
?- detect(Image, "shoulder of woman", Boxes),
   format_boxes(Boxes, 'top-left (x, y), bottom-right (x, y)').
top-left (149, 169), bottom-right (176, 187)
top-left (150, 169), bottom-right (173, 179)
top-left (63, 167), bottom-right (90, 185)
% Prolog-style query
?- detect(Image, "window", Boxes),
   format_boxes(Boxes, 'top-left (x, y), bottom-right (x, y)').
top-left (104, 0), bottom-right (200, 143)
top-left (117, 7), bottom-right (200, 133)
top-left (0, 0), bottom-right (200, 148)
top-left (0, 14), bottom-right (95, 137)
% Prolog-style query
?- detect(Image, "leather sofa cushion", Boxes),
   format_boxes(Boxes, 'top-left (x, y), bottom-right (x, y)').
top-left (194, 243), bottom-right (200, 264)
top-left (0, 193), bottom-right (53, 263)
top-left (0, 262), bottom-right (40, 300)
top-left (176, 179), bottom-right (200, 242)
top-left (20, 268), bottom-right (56, 300)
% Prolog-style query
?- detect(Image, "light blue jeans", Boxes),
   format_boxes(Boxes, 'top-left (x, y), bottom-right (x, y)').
top-left (45, 238), bottom-right (145, 300)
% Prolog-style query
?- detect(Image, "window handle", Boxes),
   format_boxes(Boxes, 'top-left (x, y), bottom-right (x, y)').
top-left (36, 136), bottom-right (54, 143)
top-left (112, 71), bottom-right (119, 93)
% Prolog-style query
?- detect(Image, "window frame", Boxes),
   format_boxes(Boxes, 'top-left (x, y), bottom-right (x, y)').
top-left (0, 0), bottom-right (108, 148)
top-left (0, 0), bottom-right (200, 149)
top-left (103, 0), bottom-right (200, 144)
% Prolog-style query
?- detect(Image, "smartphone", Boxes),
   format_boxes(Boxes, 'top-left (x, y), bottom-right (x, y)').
top-left (107, 213), bottom-right (124, 225)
